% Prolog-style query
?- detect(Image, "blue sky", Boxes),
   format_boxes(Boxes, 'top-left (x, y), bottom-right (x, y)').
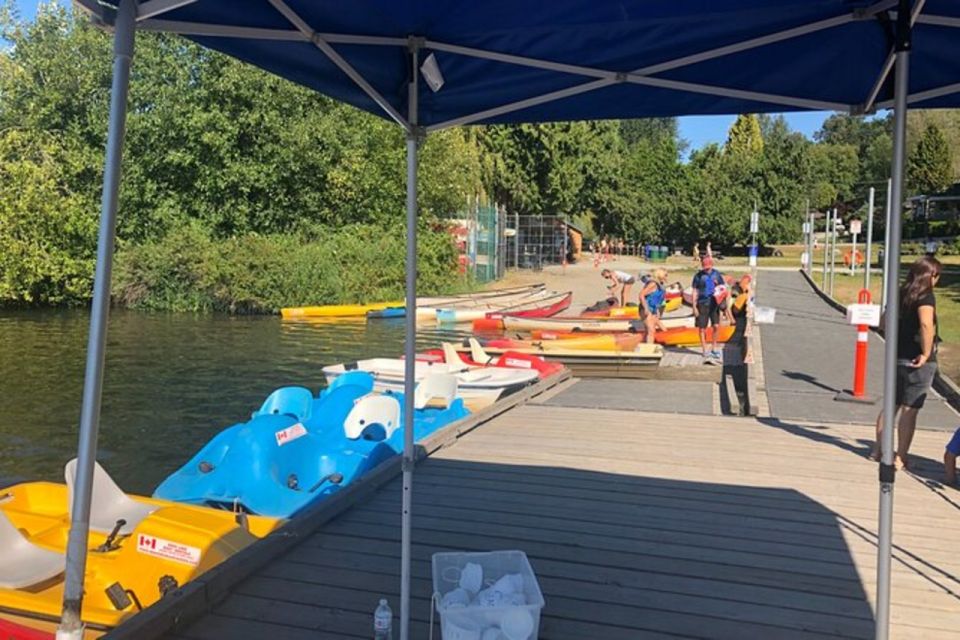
top-left (678, 111), bottom-right (830, 156)
top-left (13, 0), bottom-right (832, 151)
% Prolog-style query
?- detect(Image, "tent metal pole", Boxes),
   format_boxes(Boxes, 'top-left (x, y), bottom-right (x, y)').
top-left (882, 179), bottom-right (892, 312)
top-left (400, 40), bottom-right (419, 640)
top-left (876, 2), bottom-right (911, 636)
top-left (57, 0), bottom-right (136, 637)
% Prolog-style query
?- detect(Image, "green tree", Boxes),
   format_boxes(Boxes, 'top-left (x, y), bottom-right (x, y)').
top-left (806, 144), bottom-right (858, 208)
top-left (725, 114), bottom-right (764, 157)
top-left (907, 123), bottom-right (954, 194)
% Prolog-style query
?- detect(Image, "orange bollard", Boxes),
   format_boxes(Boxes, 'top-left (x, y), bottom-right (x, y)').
top-left (852, 288), bottom-right (871, 397)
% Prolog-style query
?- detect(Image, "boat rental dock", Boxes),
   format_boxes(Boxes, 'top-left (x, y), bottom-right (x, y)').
top-left (107, 369), bottom-right (960, 640)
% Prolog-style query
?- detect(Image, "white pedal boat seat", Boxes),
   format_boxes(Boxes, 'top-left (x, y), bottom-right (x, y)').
top-left (0, 510), bottom-right (64, 589)
top-left (65, 458), bottom-right (157, 536)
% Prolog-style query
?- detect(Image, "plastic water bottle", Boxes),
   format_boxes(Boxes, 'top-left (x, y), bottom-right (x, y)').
top-left (373, 598), bottom-right (393, 640)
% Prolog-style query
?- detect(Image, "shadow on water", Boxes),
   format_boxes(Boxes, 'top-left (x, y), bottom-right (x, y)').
top-left (172, 459), bottom-right (880, 639)
top-left (0, 309), bottom-right (466, 494)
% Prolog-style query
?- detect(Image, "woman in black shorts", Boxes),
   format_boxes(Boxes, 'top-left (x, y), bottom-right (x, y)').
top-left (871, 256), bottom-right (942, 469)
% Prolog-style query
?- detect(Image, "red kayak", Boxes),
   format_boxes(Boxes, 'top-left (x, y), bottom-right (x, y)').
top-left (485, 291), bottom-right (572, 321)
top-left (0, 620), bottom-right (53, 640)
top-left (418, 342), bottom-right (565, 378)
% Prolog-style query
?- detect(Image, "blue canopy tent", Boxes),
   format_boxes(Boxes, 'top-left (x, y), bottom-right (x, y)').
top-left (60, 1), bottom-right (960, 638)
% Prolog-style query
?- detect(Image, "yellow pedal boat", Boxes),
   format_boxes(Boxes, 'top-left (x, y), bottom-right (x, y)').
top-left (0, 461), bottom-right (281, 633)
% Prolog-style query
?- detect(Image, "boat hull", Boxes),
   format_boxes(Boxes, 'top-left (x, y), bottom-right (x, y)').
top-left (500, 315), bottom-right (694, 333)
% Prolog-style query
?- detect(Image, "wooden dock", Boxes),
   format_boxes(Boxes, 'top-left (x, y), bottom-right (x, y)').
top-left (108, 381), bottom-right (960, 640)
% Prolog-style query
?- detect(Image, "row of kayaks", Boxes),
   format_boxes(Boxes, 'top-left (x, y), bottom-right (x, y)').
top-left (281, 282), bottom-right (573, 323)
top-left (1, 347), bottom-right (567, 637)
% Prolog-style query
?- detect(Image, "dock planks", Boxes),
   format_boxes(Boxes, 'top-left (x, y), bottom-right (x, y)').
top-left (132, 398), bottom-right (960, 640)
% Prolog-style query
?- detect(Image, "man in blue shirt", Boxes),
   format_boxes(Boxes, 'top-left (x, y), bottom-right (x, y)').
top-left (691, 256), bottom-right (727, 361)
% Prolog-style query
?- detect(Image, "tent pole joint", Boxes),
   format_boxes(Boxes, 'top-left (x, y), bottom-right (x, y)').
top-left (407, 35), bottom-right (425, 52)
top-left (895, 0), bottom-right (914, 51)
top-left (408, 125), bottom-right (427, 142)
top-left (879, 463), bottom-right (896, 483)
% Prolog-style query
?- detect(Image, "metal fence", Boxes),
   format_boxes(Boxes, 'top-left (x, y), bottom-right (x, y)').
top-left (506, 214), bottom-right (572, 270)
top-left (445, 201), bottom-right (507, 283)
top-left (445, 209), bottom-right (593, 278)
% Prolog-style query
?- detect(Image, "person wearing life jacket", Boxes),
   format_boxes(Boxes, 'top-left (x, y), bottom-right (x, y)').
top-left (691, 255), bottom-right (727, 361)
top-left (601, 268), bottom-right (636, 307)
top-left (639, 268), bottom-right (669, 344)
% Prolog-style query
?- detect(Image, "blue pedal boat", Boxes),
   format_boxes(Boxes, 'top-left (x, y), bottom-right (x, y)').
top-left (153, 372), bottom-right (468, 518)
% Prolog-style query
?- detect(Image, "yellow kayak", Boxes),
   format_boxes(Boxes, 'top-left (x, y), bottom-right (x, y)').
top-left (592, 296), bottom-right (682, 318)
top-left (281, 301), bottom-right (403, 319)
top-left (0, 474), bottom-right (281, 632)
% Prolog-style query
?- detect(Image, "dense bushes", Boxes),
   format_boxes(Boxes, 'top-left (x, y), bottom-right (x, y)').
top-left (112, 223), bottom-right (464, 313)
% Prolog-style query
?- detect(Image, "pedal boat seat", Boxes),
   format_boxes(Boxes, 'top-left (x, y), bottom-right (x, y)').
top-left (414, 373), bottom-right (459, 410)
top-left (343, 395), bottom-right (401, 441)
top-left (65, 458), bottom-right (157, 536)
top-left (0, 510), bottom-right (64, 589)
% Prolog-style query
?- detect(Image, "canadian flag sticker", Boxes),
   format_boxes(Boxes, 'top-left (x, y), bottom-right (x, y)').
top-left (275, 423), bottom-right (308, 447)
top-left (136, 534), bottom-right (201, 566)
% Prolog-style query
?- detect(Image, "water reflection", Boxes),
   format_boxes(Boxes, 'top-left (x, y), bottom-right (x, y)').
top-left (0, 309), bottom-right (465, 494)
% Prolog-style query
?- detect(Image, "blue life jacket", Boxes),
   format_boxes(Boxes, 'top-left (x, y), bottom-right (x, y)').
top-left (645, 282), bottom-right (666, 312)
top-left (693, 269), bottom-right (724, 302)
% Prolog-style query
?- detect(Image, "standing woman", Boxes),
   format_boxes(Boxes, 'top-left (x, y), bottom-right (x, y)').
top-left (871, 256), bottom-right (942, 469)
top-left (639, 268), bottom-right (669, 344)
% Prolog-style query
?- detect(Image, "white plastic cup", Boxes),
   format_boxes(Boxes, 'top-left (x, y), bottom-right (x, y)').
top-left (445, 614), bottom-right (483, 640)
top-left (490, 573), bottom-right (523, 595)
top-left (500, 608), bottom-right (534, 640)
top-left (459, 562), bottom-right (483, 594)
top-left (441, 587), bottom-right (471, 609)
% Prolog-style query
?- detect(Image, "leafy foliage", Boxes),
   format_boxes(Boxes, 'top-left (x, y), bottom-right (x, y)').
top-left (2, 5), bottom-right (960, 310)
top-left (907, 123), bottom-right (954, 195)
top-left (113, 222), bottom-right (463, 313)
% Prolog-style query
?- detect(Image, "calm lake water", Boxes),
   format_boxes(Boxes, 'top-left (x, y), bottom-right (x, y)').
top-left (0, 309), bottom-right (464, 494)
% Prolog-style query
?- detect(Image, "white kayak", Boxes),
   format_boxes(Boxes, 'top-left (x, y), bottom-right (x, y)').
top-left (501, 314), bottom-right (695, 333)
top-left (322, 358), bottom-right (539, 410)
top-left (415, 288), bottom-right (561, 323)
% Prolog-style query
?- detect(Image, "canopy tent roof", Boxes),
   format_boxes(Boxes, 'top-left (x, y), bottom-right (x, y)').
top-left (77, 0), bottom-right (960, 132)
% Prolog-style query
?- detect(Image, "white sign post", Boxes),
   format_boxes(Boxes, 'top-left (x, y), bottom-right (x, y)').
top-left (849, 219), bottom-right (861, 276)
top-left (846, 302), bottom-right (881, 327)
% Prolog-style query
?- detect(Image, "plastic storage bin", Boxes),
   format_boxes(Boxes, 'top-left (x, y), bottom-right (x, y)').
top-left (432, 550), bottom-right (544, 640)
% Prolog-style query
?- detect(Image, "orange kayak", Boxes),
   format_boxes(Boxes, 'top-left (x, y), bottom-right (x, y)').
top-left (531, 325), bottom-right (735, 347)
